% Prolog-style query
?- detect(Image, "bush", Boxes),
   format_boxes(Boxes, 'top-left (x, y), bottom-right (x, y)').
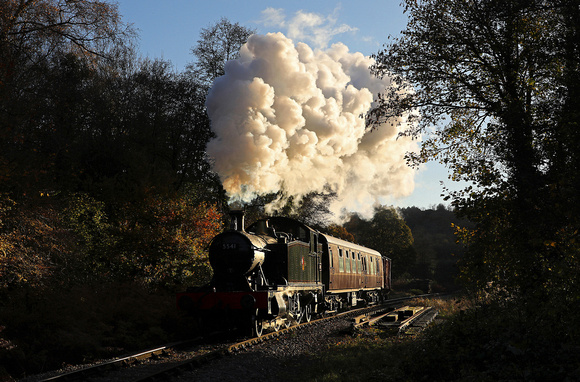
top-left (0, 282), bottom-right (185, 379)
top-left (0, 192), bottom-right (223, 379)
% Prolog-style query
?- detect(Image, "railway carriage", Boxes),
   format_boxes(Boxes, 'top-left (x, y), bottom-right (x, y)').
top-left (177, 211), bottom-right (391, 336)
top-left (321, 234), bottom-right (391, 311)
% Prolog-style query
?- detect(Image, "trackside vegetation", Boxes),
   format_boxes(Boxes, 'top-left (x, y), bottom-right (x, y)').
top-left (280, 296), bottom-right (580, 381)
top-left (364, 0), bottom-right (580, 380)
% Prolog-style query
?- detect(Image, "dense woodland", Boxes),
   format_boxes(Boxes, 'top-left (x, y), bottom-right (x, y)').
top-left (367, 0), bottom-right (580, 379)
top-left (1, 0), bottom-right (580, 380)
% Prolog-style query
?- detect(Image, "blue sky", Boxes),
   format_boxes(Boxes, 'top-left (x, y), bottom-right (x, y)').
top-left (116, 1), bottom-right (409, 71)
top-left (115, 0), bottom-right (460, 210)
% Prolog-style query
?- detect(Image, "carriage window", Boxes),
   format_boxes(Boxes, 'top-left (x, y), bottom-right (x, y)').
top-left (344, 251), bottom-right (352, 273)
top-left (357, 253), bottom-right (361, 274)
top-left (370, 257), bottom-right (374, 275)
top-left (350, 251), bottom-right (354, 273)
top-left (298, 227), bottom-right (308, 242)
top-left (338, 248), bottom-right (344, 272)
top-left (329, 248), bottom-right (333, 268)
top-left (362, 256), bottom-right (367, 273)
top-left (345, 251), bottom-right (351, 273)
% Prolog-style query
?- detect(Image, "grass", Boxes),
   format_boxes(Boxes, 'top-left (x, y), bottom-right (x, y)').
top-left (277, 294), bottom-right (580, 381)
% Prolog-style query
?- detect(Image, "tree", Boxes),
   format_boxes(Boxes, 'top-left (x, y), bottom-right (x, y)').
top-left (400, 205), bottom-right (470, 288)
top-left (344, 206), bottom-right (416, 276)
top-left (0, 1), bottom-right (227, 292)
top-left (326, 224), bottom-right (355, 242)
top-left (269, 190), bottom-right (337, 228)
top-left (115, 58), bottom-right (222, 202)
top-left (0, 0), bottom-right (132, 60)
top-left (371, 0), bottom-right (580, 299)
top-left (366, 206), bottom-right (416, 275)
top-left (187, 17), bottom-right (256, 87)
top-left (0, 195), bottom-right (63, 290)
top-left (114, 194), bottom-right (223, 289)
top-left (0, 0), bottom-right (135, 197)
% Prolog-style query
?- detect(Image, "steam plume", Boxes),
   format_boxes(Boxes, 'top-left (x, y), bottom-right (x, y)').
top-left (206, 33), bottom-right (418, 218)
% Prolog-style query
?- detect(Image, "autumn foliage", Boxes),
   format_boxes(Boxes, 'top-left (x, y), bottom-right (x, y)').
top-left (114, 195), bottom-right (223, 289)
top-left (0, 2), bottom-right (228, 378)
top-left (0, 195), bottom-right (68, 290)
top-left (0, 192), bottom-right (223, 377)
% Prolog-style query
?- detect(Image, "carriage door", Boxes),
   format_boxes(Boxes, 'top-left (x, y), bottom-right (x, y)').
top-left (321, 242), bottom-right (333, 289)
top-left (362, 255), bottom-right (368, 288)
top-left (310, 231), bottom-right (320, 283)
top-left (329, 246), bottom-right (334, 282)
top-left (357, 253), bottom-right (362, 287)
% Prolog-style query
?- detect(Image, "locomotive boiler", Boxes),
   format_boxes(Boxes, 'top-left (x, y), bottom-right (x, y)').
top-left (177, 211), bottom-right (391, 336)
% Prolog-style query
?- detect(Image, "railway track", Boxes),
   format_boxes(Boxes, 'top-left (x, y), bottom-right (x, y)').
top-left (30, 337), bottom-right (207, 382)
top-left (351, 304), bottom-right (439, 334)
top-left (131, 304), bottom-right (389, 382)
top-left (29, 294), bottom-right (440, 382)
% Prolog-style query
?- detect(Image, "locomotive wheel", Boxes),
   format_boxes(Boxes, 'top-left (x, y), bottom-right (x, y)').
top-left (253, 310), bottom-right (263, 337)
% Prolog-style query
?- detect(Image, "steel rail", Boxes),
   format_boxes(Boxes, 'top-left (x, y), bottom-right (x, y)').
top-left (39, 338), bottom-right (202, 382)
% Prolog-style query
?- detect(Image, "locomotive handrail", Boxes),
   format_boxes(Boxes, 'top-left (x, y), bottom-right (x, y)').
top-left (252, 245), bottom-right (271, 251)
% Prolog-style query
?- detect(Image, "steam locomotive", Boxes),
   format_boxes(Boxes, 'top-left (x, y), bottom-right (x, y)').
top-left (177, 211), bottom-right (391, 336)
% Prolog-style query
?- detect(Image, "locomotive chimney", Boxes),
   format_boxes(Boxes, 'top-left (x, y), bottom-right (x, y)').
top-left (229, 210), bottom-right (245, 232)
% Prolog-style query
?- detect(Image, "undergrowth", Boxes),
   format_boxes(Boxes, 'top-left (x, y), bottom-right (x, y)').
top-left (0, 283), bottom-right (196, 381)
top-left (279, 296), bottom-right (580, 381)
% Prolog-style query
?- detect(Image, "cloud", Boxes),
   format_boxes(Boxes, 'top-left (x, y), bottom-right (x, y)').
top-left (258, 6), bottom-right (358, 49)
top-left (259, 8), bottom-right (286, 28)
top-left (206, 33), bottom-right (419, 219)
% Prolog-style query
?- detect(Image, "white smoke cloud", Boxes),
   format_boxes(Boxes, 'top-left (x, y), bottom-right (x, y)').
top-left (206, 33), bottom-right (419, 218)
